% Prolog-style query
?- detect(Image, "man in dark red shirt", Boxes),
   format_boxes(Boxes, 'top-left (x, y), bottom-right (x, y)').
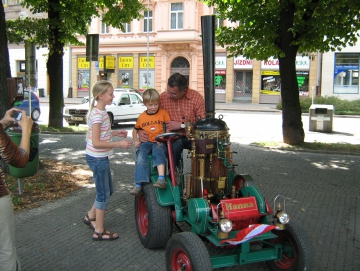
top-left (139, 73), bottom-right (205, 168)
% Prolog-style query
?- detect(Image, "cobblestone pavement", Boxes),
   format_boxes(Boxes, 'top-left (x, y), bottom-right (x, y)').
top-left (14, 112), bottom-right (360, 271)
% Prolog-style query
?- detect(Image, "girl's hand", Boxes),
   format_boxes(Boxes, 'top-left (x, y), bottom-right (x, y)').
top-left (112, 130), bottom-right (128, 138)
top-left (117, 139), bottom-right (132, 149)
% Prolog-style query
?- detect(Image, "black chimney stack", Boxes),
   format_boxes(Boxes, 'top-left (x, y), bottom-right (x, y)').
top-left (201, 15), bottom-right (215, 119)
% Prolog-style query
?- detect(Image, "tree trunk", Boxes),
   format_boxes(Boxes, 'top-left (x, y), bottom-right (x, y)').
top-left (47, 0), bottom-right (64, 128)
top-left (278, 2), bottom-right (305, 145)
top-left (0, 4), bottom-right (11, 116)
top-left (279, 55), bottom-right (305, 144)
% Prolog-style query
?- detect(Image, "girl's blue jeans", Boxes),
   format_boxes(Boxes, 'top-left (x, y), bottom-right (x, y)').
top-left (135, 142), bottom-right (167, 185)
top-left (86, 154), bottom-right (113, 210)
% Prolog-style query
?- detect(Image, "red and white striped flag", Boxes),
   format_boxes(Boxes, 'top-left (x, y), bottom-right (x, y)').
top-left (219, 224), bottom-right (277, 245)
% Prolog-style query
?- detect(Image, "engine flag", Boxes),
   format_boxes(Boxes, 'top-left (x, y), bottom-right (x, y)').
top-left (219, 224), bottom-right (278, 245)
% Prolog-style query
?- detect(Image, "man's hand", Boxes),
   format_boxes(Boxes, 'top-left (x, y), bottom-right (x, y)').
top-left (165, 120), bottom-right (181, 131)
top-left (138, 129), bottom-right (149, 142)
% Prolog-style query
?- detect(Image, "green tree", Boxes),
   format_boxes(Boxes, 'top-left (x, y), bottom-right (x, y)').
top-left (6, 0), bottom-right (145, 128)
top-left (206, 0), bottom-right (360, 144)
top-left (0, 4), bottom-right (11, 117)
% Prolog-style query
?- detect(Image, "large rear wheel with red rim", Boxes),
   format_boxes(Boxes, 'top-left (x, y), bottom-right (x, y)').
top-left (135, 183), bottom-right (172, 249)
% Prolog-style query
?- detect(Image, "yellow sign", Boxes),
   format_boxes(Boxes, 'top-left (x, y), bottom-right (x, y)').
top-left (140, 56), bottom-right (155, 69)
top-left (261, 71), bottom-right (280, 76)
top-left (105, 56), bottom-right (116, 70)
top-left (99, 57), bottom-right (104, 69)
top-left (78, 58), bottom-right (90, 69)
top-left (261, 90), bottom-right (280, 95)
top-left (118, 57), bottom-right (134, 69)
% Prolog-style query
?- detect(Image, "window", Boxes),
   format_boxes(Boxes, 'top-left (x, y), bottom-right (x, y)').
top-left (334, 53), bottom-right (359, 94)
top-left (144, 10), bottom-right (152, 32)
top-left (119, 94), bottom-right (130, 105)
top-left (130, 93), bottom-right (142, 104)
top-left (122, 23), bottom-right (131, 33)
top-left (170, 3), bottom-right (183, 30)
top-left (101, 15), bottom-right (109, 34)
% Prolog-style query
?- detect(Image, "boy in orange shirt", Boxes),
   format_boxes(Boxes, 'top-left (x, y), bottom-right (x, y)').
top-left (131, 89), bottom-right (170, 195)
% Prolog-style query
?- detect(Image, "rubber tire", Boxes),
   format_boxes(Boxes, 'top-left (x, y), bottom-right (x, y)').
top-left (107, 112), bottom-right (114, 126)
top-left (31, 108), bottom-right (40, 121)
top-left (135, 183), bottom-right (172, 249)
top-left (266, 221), bottom-right (314, 271)
top-left (165, 232), bottom-right (213, 271)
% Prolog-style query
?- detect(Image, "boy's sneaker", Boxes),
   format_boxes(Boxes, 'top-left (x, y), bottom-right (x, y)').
top-left (153, 178), bottom-right (166, 189)
top-left (130, 186), bottom-right (142, 196)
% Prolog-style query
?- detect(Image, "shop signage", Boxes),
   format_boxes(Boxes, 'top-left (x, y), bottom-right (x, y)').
top-left (104, 56), bottom-right (115, 73)
top-left (261, 56), bottom-right (310, 69)
top-left (140, 56), bottom-right (155, 68)
top-left (118, 56), bottom-right (134, 69)
top-left (215, 56), bottom-right (227, 69)
top-left (234, 56), bottom-right (253, 69)
top-left (78, 57), bottom-right (90, 69)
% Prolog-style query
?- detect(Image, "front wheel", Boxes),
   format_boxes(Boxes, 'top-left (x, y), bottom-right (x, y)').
top-left (135, 183), bottom-right (172, 249)
top-left (266, 221), bottom-right (314, 271)
top-left (166, 232), bottom-right (212, 271)
top-left (31, 108), bottom-right (40, 121)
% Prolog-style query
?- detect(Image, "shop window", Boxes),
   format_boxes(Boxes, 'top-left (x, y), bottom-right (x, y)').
top-left (334, 53), bottom-right (359, 94)
top-left (170, 3), bottom-right (183, 30)
top-left (297, 71), bottom-right (309, 96)
top-left (234, 71), bottom-right (252, 98)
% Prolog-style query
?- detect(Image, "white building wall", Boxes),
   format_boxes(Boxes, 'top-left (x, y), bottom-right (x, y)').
top-left (321, 40), bottom-right (360, 101)
top-left (8, 45), bottom-right (70, 98)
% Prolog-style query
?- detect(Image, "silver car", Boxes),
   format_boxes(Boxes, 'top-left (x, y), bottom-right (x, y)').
top-left (64, 91), bottom-right (145, 126)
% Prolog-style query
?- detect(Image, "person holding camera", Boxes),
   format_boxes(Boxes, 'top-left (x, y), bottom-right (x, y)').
top-left (0, 108), bottom-right (34, 271)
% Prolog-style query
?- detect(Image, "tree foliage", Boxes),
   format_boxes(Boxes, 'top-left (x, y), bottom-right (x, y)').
top-left (205, 0), bottom-right (360, 144)
top-left (6, 0), bottom-right (145, 127)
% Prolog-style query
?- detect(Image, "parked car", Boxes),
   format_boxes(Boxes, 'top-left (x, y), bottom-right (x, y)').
top-left (64, 92), bottom-right (144, 126)
top-left (81, 88), bottom-right (142, 104)
top-left (13, 90), bottom-right (41, 121)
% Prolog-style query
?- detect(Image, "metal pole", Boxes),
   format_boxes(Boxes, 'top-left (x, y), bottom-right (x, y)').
top-left (89, 36), bottom-right (92, 110)
top-left (146, 0), bottom-right (150, 89)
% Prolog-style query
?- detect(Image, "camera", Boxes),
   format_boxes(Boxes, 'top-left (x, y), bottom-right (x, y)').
top-left (12, 111), bottom-right (22, 121)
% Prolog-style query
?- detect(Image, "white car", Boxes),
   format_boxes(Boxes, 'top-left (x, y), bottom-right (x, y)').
top-left (64, 92), bottom-right (144, 126)
top-left (81, 88), bottom-right (142, 104)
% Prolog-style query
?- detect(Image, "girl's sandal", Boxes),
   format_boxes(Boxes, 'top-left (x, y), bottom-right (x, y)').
top-left (83, 214), bottom-right (96, 230)
top-left (92, 229), bottom-right (119, 241)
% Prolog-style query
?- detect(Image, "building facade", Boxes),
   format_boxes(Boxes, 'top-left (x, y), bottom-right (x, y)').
top-left (4, 0), bottom-right (360, 103)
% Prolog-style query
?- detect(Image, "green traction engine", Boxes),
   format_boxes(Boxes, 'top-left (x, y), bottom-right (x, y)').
top-left (134, 15), bottom-right (314, 271)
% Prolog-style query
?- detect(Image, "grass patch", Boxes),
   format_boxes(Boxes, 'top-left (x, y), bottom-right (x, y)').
top-left (253, 141), bottom-right (360, 153)
top-left (39, 124), bottom-right (88, 133)
top-left (277, 97), bottom-right (360, 115)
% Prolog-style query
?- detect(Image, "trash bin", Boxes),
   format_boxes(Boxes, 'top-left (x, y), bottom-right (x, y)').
top-left (6, 122), bottom-right (40, 178)
top-left (309, 104), bottom-right (334, 132)
top-left (38, 88), bottom-right (45, 97)
top-left (68, 87), bottom-right (73, 98)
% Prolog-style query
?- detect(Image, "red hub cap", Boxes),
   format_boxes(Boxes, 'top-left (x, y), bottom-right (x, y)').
top-left (137, 194), bottom-right (148, 236)
top-left (171, 248), bottom-right (192, 271)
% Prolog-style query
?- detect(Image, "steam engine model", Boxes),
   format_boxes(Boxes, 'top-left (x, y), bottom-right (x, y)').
top-left (134, 15), bottom-right (314, 271)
